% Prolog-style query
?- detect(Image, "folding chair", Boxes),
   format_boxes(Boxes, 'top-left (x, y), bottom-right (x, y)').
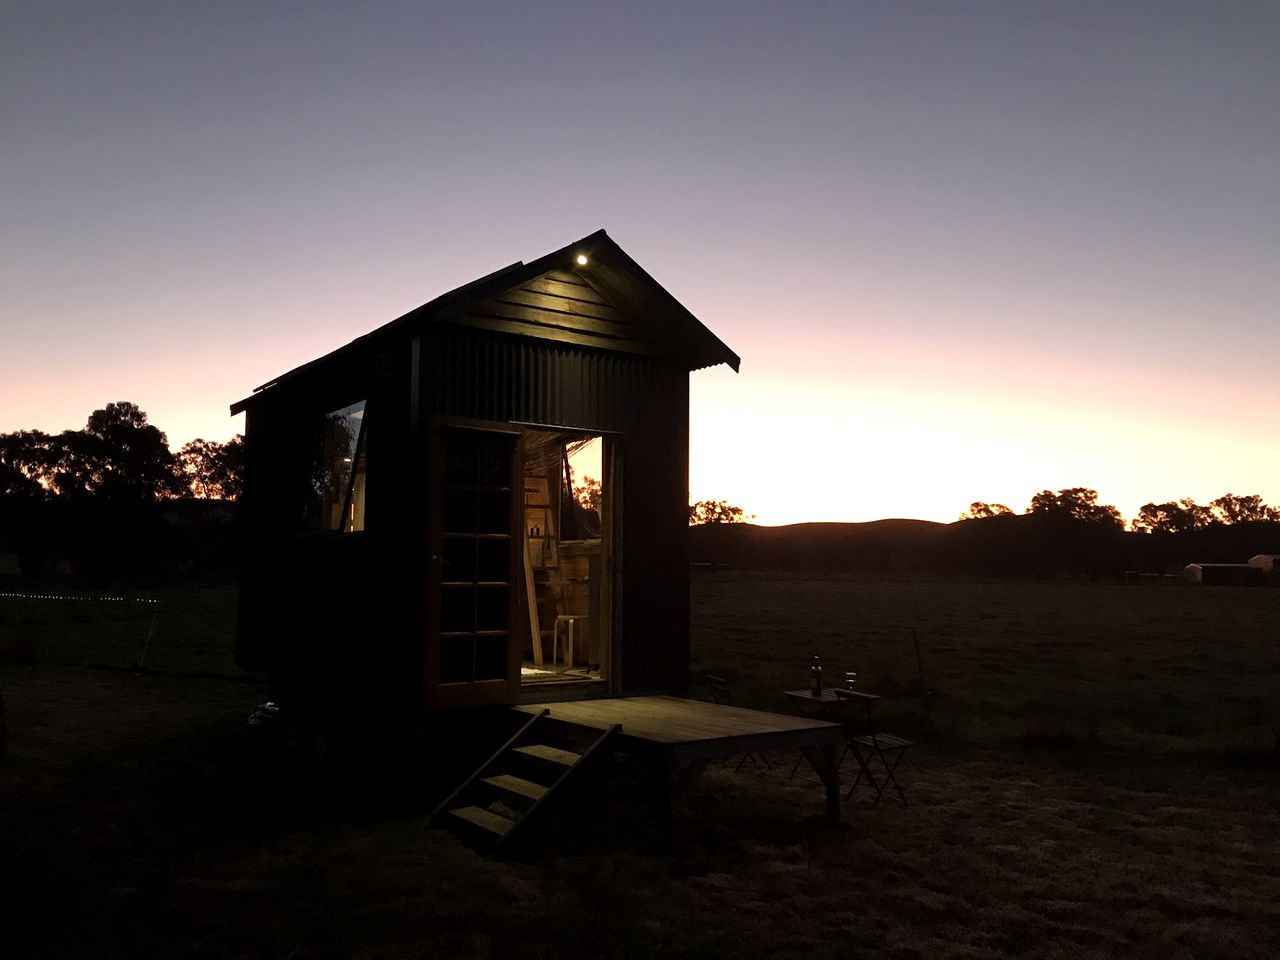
top-left (832, 688), bottom-right (912, 806)
top-left (782, 689), bottom-right (830, 783)
top-left (706, 675), bottom-right (773, 772)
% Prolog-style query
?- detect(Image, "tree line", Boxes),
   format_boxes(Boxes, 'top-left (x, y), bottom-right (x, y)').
top-left (0, 402), bottom-right (243, 579)
top-left (688, 500), bottom-right (751, 525)
top-left (945, 486), bottom-right (1280, 579)
top-left (962, 487), bottom-right (1280, 533)
top-left (690, 489), bottom-right (1278, 580)
top-left (0, 401), bottom-right (242, 502)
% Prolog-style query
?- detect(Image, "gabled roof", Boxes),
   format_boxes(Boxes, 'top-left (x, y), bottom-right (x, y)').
top-left (231, 230), bottom-right (738, 414)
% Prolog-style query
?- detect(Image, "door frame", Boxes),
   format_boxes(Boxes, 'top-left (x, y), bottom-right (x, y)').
top-left (513, 425), bottom-right (621, 697)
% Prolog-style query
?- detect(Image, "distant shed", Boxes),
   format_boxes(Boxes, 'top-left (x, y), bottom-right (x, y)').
top-left (1184, 563), bottom-right (1265, 586)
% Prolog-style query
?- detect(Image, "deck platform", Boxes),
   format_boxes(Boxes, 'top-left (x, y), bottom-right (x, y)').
top-left (515, 695), bottom-right (844, 819)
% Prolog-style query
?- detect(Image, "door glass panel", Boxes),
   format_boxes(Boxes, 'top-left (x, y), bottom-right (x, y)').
top-left (442, 536), bottom-right (474, 581)
top-left (477, 490), bottom-right (510, 534)
top-left (443, 447), bottom-right (476, 485)
top-left (475, 636), bottom-right (507, 680)
top-left (475, 585), bottom-right (508, 631)
top-left (441, 586), bottom-right (474, 634)
top-left (476, 538), bottom-right (507, 582)
top-left (442, 489), bottom-right (474, 534)
top-left (439, 636), bottom-right (472, 684)
top-left (478, 446), bottom-right (509, 487)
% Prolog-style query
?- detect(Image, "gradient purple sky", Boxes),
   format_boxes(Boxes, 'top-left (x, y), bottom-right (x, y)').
top-left (4, 2), bottom-right (1277, 524)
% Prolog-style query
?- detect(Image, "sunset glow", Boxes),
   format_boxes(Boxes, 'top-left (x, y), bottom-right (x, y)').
top-left (3, 4), bottom-right (1276, 526)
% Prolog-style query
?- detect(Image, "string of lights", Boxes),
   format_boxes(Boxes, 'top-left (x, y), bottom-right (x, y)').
top-left (0, 593), bottom-right (159, 604)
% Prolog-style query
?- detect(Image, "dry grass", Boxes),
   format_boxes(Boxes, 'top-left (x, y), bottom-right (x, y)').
top-left (2, 577), bottom-right (1278, 958)
top-left (691, 574), bottom-right (1280, 754)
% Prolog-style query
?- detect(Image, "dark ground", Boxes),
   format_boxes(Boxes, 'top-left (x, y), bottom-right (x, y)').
top-left (2, 580), bottom-right (1278, 958)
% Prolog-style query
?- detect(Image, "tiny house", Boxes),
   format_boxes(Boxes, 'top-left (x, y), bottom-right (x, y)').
top-left (230, 231), bottom-right (738, 733)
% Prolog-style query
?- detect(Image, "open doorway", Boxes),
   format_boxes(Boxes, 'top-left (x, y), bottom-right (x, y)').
top-left (519, 429), bottom-right (611, 689)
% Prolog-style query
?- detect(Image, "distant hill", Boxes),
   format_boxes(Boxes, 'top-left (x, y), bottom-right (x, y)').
top-left (689, 518), bottom-right (947, 573)
top-left (690, 516), bottom-right (1280, 578)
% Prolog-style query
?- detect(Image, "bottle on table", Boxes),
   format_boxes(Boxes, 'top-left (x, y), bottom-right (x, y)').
top-left (810, 656), bottom-right (823, 696)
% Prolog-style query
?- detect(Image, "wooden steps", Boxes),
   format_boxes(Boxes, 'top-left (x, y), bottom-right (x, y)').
top-left (449, 805), bottom-right (515, 837)
top-left (480, 773), bottom-right (548, 803)
top-left (433, 709), bottom-right (618, 852)
top-left (513, 743), bottom-right (580, 767)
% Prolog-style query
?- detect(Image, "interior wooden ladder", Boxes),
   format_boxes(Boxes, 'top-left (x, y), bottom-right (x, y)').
top-left (432, 709), bottom-right (618, 852)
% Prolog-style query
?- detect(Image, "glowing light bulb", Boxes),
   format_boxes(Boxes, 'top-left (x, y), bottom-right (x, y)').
top-left (576, 254), bottom-right (589, 265)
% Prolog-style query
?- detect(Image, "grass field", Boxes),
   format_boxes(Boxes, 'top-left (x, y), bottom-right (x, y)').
top-left (691, 574), bottom-right (1280, 754)
top-left (2, 576), bottom-right (1278, 958)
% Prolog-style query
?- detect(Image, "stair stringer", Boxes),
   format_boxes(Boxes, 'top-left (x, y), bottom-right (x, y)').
top-left (433, 709), bottom-right (619, 852)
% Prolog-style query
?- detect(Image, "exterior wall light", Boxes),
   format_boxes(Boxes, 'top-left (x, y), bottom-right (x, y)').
top-left (576, 254), bottom-right (589, 265)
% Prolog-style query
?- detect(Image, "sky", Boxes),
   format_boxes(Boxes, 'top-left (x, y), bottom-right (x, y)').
top-left (3, 1), bottom-right (1277, 525)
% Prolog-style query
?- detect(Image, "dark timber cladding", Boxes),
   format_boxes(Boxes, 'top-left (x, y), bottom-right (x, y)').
top-left (229, 229), bottom-right (739, 720)
top-left (461, 269), bottom-right (660, 357)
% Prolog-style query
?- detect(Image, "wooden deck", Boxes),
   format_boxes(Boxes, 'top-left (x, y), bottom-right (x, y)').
top-left (514, 695), bottom-right (844, 819)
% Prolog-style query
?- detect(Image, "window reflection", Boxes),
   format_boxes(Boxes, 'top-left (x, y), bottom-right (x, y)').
top-left (304, 400), bottom-right (367, 532)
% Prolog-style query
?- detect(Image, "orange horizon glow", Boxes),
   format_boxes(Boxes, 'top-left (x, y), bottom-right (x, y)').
top-left (4, 293), bottom-right (1279, 528)
top-left (687, 325), bottom-right (1280, 526)
top-left (4, 286), bottom-right (1277, 530)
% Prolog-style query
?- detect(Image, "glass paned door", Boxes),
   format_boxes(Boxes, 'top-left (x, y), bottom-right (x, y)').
top-left (428, 423), bottom-right (521, 708)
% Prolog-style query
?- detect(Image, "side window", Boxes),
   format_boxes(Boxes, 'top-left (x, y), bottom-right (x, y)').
top-left (303, 400), bottom-right (367, 532)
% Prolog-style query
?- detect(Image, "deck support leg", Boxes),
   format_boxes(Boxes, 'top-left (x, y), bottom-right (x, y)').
top-left (648, 755), bottom-right (712, 846)
top-left (678, 758), bottom-right (709, 790)
top-left (802, 743), bottom-right (841, 822)
top-left (648, 752), bottom-right (679, 847)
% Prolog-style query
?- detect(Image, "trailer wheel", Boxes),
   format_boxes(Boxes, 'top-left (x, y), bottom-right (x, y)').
top-left (278, 702), bottom-right (337, 765)
top-left (282, 704), bottom-right (309, 754)
top-left (310, 715), bottom-right (332, 762)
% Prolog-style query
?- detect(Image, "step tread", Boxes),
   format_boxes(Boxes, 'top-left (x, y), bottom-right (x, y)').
top-left (513, 743), bottom-right (581, 767)
top-left (481, 773), bottom-right (549, 802)
top-left (449, 805), bottom-right (515, 836)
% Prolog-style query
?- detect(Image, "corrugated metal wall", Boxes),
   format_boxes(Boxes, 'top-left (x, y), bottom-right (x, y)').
top-left (423, 326), bottom-right (644, 431)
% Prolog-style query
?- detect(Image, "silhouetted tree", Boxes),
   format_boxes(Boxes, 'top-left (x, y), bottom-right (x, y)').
top-left (1016, 488), bottom-right (1124, 578)
top-left (0, 430), bottom-right (50, 498)
top-left (39, 429), bottom-right (100, 498)
top-left (960, 501), bottom-right (1013, 520)
top-left (1131, 498), bottom-right (1212, 534)
top-left (0, 404), bottom-right (246, 579)
top-left (79, 402), bottom-right (184, 501)
top-left (1027, 487), bottom-right (1123, 529)
top-left (179, 435), bottom-right (244, 500)
top-left (573, 475), bottom-right (601, 512)
top-left (29, 402), bottom-right (182, 502)
top-left (689, 500), bottom-right (750, 525)
top-left (1208, 493), bottom-right (1280, 525)
top-left (0, 431), bottom-right (50, 575)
